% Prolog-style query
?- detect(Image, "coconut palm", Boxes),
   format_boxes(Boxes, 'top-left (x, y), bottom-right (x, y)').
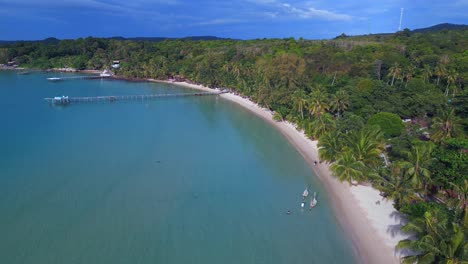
top-left (330, 151), bottom-right (365, 184)
top-left (308, 89), bottom-right (329, 118)
top-left (445, 69), bottom-right (459, 97)
top-left (318, 131), bottom-right (344, 163)
top-left (309, 113), bottom-right (335, 139)
top-left (448, 179), bottom-right (468, 228)
top-left (344, 127), bottom-right (385, 167)
top-left (330, 89), bottom-right (349, 117)
top-left (439, 224), bottom-right (468, 263)
top-left (292, 90), bottom-right (308, 119)
top-left (375, 164), bottom-right (418, 209)
top-left (431, 108), bottom-right (463, 142)
top-left (423, 64), bottom-right (433, 83)
top-left (404, 65), bottom-right (416, 87)
top-left (388, 62), bottom-right (402, 86)
top-left (435, 64), bottom-right (446, 86)
top-left (400, 141), bottom-right (435, 191)
top-left (398, 209), bottom-right (468, 264)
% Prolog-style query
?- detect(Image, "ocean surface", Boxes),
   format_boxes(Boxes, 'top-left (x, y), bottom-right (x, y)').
top-left (0, 71), bottom-right (355, 263)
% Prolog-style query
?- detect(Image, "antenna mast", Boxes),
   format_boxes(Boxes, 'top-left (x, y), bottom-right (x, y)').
top-left (398, 8), bottom-right (404, 31)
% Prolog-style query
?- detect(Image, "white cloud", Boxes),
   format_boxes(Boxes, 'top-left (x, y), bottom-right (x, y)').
top-left (280, 2), bottom-right (353, 21)
top-left (245, 0), bottom-right (354, 21)
top-left (198, 18), bottom-right (244, 26)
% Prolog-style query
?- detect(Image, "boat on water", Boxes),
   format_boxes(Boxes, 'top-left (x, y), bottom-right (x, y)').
top-left (51, 96), bottom-right (70, 105)
top-left (310, 192), bottom-right (317, 208)
top-left (100, 69), bottom-right (113, 77)
top-left (47, 77), bottom-right (62, 81)
top-left (302, 188), bottom-right (309, 199)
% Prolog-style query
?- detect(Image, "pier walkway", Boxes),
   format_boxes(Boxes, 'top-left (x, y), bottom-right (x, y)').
top-left (47, 75), bottom-right (105, 81)
top-left (44, 91), bottom-right (226, 105)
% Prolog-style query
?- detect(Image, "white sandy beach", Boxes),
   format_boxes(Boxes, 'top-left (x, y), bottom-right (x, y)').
top-left (150, 79), bottom-right (409, 264)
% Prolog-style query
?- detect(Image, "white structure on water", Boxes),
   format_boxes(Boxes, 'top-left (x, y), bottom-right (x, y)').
top-left (100, 69), bottom-right (114, 77)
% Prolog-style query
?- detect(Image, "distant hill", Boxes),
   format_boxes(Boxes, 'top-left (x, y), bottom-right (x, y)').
top-left (412, 23), bottom-right (468, 33)
top-left (0, 36), bottom-right (228, 46)
top-left (108, 36), bottom-right (227, 42)
top-left (332, 23), bottom-right (468, 41)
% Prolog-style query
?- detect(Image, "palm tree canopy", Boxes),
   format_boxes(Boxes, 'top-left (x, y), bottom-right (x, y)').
top-left (318, 131), bottom-right (344, 163)
top-left (400, 141), bottom-right (435, 190)
top-left (344, 126), bottom-right (385, 167)
top-left (330, 151), bottom-right (365, 184)
top-left (308, 88), bottom-right (329, 118)
top-left (432, 108), bottom-right (463, 142)
top-left (330, 89), bottom-right (350, 116)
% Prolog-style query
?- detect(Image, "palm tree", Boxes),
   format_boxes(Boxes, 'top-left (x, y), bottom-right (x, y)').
top-left (445, 69), bottom-right (459, 97)
top-left (330, 89), bottom-right (349, 117)
top-left (400, 141), bottom-right (435, 191)
top-left (404, 65), bottom-right (416, 87)
top-left (273, 111), bottom-right (285, 122)
top-left (292, 90), bottom-right (308, 119)
top-left (423, 64), bottom-right (433, 83)
top-left (449, 179), bottom-right (468, 228)
top-left (308, 88), bottom-right (329, 118)
top-left (318, 131), bottom-right (344, 163)
top-left (330, 151), bottom-right (365, 184)
top-left (344, 127), bottom-right (385, 167)
top-left (388, 62), bottom-right (402, 86)
top-left (435, 64), bottom-right (446, 86)
top-left (375, 164), bottom-right (418, 209)
top-left (309, 113), bottom-right (335, 139)
top-left (439, 224), bottom-right (467, 263)
top-left (398, 209), bottom-right (467, 264)
top-left (431, 108), bottom-right (462, 142)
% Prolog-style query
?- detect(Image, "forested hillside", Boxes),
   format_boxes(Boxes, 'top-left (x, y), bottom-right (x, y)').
top-left (1, 28), bottom-right (467, 263)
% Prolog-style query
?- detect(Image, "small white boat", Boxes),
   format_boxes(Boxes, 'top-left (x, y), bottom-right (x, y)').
top-left (100, 69), bottom-right (113, 77)
top-left (310, 192), bottom-right (317, 208)
top-left (302, 188), bottom-right (309, 199)
top-left (47, 77), bottom-right (62, 81)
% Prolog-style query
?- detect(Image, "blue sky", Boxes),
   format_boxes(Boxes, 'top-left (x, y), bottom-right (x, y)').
top-left (0, 0), bottom-right (467, 40)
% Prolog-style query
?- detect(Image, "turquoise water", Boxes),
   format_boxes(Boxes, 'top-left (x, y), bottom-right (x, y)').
top-left (0, 71), bottom-right (355, 263)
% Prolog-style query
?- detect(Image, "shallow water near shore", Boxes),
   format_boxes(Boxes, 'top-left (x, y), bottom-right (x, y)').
top-left (0, 71), bottom-right (355, 263)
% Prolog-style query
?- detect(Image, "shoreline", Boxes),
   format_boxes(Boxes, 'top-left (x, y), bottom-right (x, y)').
top-left (12, 69), bottom-right (407, 262)
top-left (152, 79), bottom-right (405, 264)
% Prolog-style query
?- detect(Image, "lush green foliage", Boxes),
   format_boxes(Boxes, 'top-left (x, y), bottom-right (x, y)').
top-left (2, 29), bottom-right (467, 263)
top-left (368, 112), bottom-right (404, 138)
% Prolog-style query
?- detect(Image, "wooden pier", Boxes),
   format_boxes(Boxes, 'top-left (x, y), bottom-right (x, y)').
top-left (44, 91), bottom-right (226, 105)
top-left (47, 75), bottom-right (105, 81)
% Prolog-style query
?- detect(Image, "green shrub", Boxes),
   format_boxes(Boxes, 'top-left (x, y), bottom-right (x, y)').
top-left (368, 112), bottom-right (404, 138)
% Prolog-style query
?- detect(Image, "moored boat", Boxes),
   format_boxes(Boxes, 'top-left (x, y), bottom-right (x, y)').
top-left (310, 192), bottom-right (317, 208)
top-left (100, 69), bottom-right (113, 77)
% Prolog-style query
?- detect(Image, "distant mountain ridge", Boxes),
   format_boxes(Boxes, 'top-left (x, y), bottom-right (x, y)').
top-left (0, 36), bottom-right (227, 45)
top-left (333, 23), bottom-right (467, 40)
top-left (412, 23), bottom-right (468, 33)
top-left (0, 23), bottom-right (466, 45)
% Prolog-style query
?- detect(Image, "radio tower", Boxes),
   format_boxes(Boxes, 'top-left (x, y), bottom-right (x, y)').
top-left (398, 8), bottom-right (404, 31)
